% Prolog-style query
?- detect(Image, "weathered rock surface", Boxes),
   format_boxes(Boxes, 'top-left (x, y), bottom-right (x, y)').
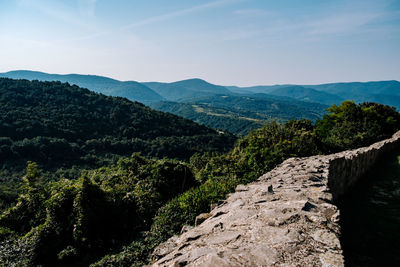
top-left (150, 131), bottom-right (400, 267)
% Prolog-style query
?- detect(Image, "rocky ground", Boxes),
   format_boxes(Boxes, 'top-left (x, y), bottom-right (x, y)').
top-left (149, 131), bottom-right (400, 267)
top-left (150, 156), bottom-right (343, 266)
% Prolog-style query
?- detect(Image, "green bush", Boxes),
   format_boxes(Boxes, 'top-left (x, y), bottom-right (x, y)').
top-left (1, 101), bottom-right (399, 266)
top-left (315, 101), bottom-right (400, 152)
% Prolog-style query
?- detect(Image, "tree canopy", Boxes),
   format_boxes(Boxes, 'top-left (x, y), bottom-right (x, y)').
top-left (0, 88), bottom-right (399, 266)
top-left (0, 78), bottom-right (235, 208)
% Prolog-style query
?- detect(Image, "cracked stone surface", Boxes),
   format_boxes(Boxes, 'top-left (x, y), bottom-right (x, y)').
top-left (150, 131), bottom-right (400, 267)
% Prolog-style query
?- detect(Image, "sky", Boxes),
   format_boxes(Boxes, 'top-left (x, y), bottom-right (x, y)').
top-left (1, 0), bottom-right (399, 86)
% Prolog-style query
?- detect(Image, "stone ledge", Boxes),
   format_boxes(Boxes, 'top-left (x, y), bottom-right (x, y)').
top-left (150, 131), bottom-right (400, 267)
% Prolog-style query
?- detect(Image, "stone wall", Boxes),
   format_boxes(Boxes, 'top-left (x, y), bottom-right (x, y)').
top-left (150, 131), bottom-right (400, 267)
top-left (328, 131), bottom-right (400, 201)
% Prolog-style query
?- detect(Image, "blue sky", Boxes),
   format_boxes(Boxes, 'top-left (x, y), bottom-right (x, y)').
top-left (1, 0), bottom-right (399, 86)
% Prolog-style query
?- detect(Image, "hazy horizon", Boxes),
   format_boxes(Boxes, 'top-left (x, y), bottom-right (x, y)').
top-left (1, 0), bottom-right (400, 86)
top-left (2, 69), bottom-right (400, 88)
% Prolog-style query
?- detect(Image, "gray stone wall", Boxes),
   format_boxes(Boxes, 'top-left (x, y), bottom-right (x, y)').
top-left (150, 131), bottom-right (400, 267)
top-left (328, 131), bottom-right (400, 201)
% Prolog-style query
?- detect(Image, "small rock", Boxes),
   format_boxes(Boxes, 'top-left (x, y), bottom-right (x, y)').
top-left (195, 213), bottom-right (211, 226)
top-left (151, 235), bottom-right (179, 261)
top-left (309, 176), bottom-right (322, 182)
top-left (235, 184), bottom-right (248, 192)
top-left (185, 234), bottom-right (202, 242)
top-left (173, 260), bottom-right (187, 267)
top-left (210, 203), bottom-right (218, 211)
top-left (212, 211), bottom-right (227, 218)
top-left (268, 185), bottom-right (274, 194)
top-left (213, 222), bottom-right (224, 231)
top-left (180, 225), bottom-right (194, 234)
top-left (217, 199), bottom-right (226, 205)
top-left (302, 201), bottom-right (318, 212)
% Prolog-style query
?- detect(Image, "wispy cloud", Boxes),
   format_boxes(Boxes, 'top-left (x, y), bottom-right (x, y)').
top-left (15, 0), bottom-right (96, 30)
top-left (305, 12), bottom-right (384, 36)
top-left (66, 0), bottom-right (245, 42)
top-left (121, 0), bottom-right (245, 30)
top-left (233, 8), bottom-right (274, 17)
top-left (217, 1), bottom-right (399, 43)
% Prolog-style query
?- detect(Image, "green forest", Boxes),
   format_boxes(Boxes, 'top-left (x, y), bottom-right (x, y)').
top-left (0, 78), bottom-right (235, 209)
top-left (0, 78), bottom-right (399, 266)
top-left (150, 94), bottom-right (327, 135)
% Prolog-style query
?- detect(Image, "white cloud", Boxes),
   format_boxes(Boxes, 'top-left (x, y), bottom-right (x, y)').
top-left (122, 0), bottom-right (245, 30)
top-left (64, 0), bottom-right (246, 43)
top-left (15, 0), bottom-right (96, 30)
top-left (305, 12), bottom-right (384, 36)
top-left (216, 1), bottom-right (399, 43)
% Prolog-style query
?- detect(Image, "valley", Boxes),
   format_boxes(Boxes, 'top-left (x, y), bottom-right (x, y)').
top-left (2, 1), bottom-right (399, 266)
top-left (2, 70), bottom-right (398, 136)
top-left (0, 77), bottom-right (398, 266)
top-left (0, 78), bottom-right (235, 209)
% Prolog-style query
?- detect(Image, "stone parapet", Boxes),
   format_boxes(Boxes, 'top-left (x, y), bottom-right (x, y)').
top-left (150, 131), bottom-right (400, 267)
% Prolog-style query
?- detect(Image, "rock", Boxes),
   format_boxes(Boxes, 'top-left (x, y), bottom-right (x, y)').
top-left (150, 131), bottom-right (400, 267)
top-left (211, 210), bottom-right (227, 218)
top-left (180, 225), bottom-right (193, 234)
top-left (268, 184), bottom-right (274, 194)
top-left (210, 203), bottom-right (218, 211)
top-left (195, 213), bottom-right (210, 226)
top-left (235, 184), bottom-right (248, 192)
top-left (217, 199), bottom-right (226, 205)
top-left (151, 235), bottom-right (179, 261)
top-left (302, 201), bottom-right (318, 212)
top-left (173, 260), bottom-right (187, 267)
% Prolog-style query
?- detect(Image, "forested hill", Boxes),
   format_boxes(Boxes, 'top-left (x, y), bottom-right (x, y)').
top-left (228, 81), bottom-right (400, 109)
top-left (0, 78), bottom-right (235, 181)
top-left (150, 94), bottom-right (327, 135)
top-left (0, 100), bottom-right (398, 266)
top-left (0, 70), bottom-right (164, 104)
top-left (143, 78), bottom-right (231, 101)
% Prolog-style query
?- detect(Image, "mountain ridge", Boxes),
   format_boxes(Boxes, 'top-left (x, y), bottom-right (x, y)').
top-left (269, 85), bottom-right (344, 105)
top-left (143, 78), bottom-right (231, 101)
top-left (2, 70), bottom-right (398, 108)
top-left (0, 70), bottom-right (164, 104)
top-left (228, 80), bottom-right (400, 108)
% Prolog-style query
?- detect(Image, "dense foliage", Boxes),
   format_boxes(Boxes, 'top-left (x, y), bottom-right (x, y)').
top-left (0, 78), bottom-right (235, 208)
top-left (0, 70), bottom-right (164, 104)
top-left (94, 101), bottom-right (399, 266)
top-left (0, 99), bottom-right (398, 266)
top-left (269, 85), bottom-right (343, 105)
top-left (151, 94), bottom-right (327, 135)
top-left (0, 155), bottom-right (197, 266)
top-left (151, 101), bottom-right (265, 135)
top-left (315, 101), bottom-right (400, 152)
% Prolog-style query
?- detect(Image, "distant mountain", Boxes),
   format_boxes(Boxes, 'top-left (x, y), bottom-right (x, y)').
top-left (269, 85), bottom-right (344, 105)
top-left (307, 80), bottom-right (400, 96)
top-left (150, 94), bottom-right (328, 135)
top-left (226, 85), bottom-right (285, 94)
top-left (3, 70), bottom-right (398, 111)
top-left (306, 81), bottom-right (400, 108)
top-left (228, 81), bottom-right (400, 109)
top-left (143, 78), bottom-right (232, 101)
top-left (0, 70), bottom-right (164, 104)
